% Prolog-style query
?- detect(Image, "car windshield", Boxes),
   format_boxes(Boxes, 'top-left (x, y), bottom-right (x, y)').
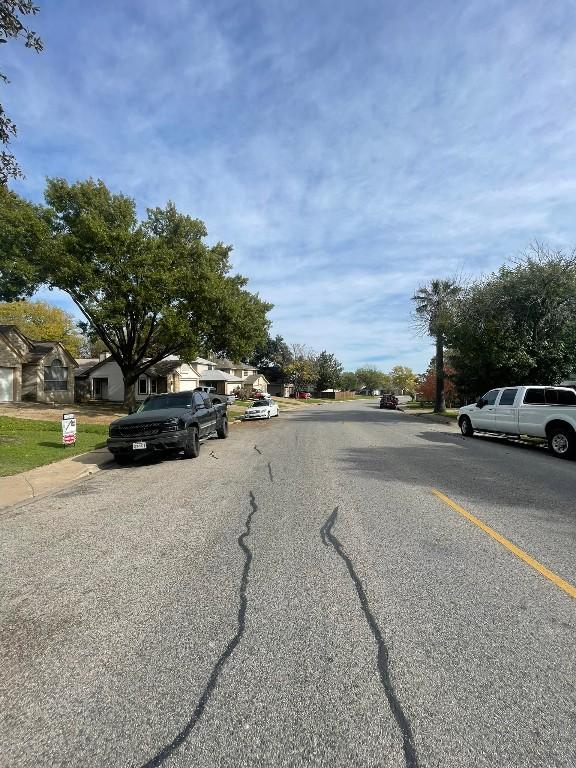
top-left (251, 401), bottom-right (269, 408)
top-left (138, 394), bottom-right (193, 411)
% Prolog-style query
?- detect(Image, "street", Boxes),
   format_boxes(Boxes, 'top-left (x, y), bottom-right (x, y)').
top-left (1, 400), bottom-right (575, 767)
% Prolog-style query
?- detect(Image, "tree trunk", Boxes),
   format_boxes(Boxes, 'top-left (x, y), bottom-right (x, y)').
top-left (434, 334), bottom-right (445, 413)
top-left (123, 374), bottom-right (138, 412)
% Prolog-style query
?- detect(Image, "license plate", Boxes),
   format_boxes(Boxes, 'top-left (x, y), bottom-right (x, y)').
top-left (132, 441), bottom-right (147, 450)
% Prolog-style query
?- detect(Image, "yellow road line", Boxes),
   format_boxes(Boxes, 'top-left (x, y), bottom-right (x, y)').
top-left (431, 488), bottom-right (576, 601)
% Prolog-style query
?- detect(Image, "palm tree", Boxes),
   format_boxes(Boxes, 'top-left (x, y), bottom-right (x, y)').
top-left (412, 279), bottom-right (461, 413)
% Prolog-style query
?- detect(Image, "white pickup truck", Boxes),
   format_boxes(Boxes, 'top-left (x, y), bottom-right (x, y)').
top-left (458, 385), bottom-right (576, 459)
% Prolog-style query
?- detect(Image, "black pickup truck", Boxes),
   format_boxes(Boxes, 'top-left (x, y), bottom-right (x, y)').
top-left (107, 390), bottom-right (228, 465)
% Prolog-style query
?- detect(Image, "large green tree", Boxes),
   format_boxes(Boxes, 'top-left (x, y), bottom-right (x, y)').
top-left (448, 246), bottom-right (576, 397)
top-left (315, 350), bottom-right (342, 391)
top-left (0, 1), bottom-right (43, 183)
top-left (355, 365), bottom-right (385, 393)
top-left (3, 179), bottom-right (272, 407)
top-left (340, 371), bottom-right (359, 391)
top-left (0, 186), bottom-right (50, 299)
top-left (284, 344), bottom-right (318, 393)
top-left (412, 278), bottom-right (461, 412)
top-left (248, 333), bottom-right (292, 368)
top-left (0, 298), bottom-right (84, 355)
top-left (389, 365), bottom-right (417, 397)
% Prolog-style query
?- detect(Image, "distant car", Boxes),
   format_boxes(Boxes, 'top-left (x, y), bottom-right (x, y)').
top-left (296, 391), bottom-right (311, 399)
top-left (252, 391), bottom-right (269, 399)
top-left (244, 399), bottom-right (280, 420)
top-left (379, 394), bottom-right (398, 410)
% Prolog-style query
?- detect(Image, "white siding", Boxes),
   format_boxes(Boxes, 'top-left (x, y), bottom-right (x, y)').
top-left (87, 360), bottom-right (125, 402)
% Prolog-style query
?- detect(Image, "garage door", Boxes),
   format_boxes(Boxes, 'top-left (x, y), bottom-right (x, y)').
top-left (0, 367), bottom-right (14, 402)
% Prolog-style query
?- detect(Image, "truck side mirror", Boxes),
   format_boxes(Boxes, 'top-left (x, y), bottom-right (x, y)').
top-left (476, 398), bottom-right (485, 409)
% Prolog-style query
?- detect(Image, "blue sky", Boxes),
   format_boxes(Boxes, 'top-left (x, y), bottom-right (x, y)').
top-left (5, 0), bottom-right (576, 371)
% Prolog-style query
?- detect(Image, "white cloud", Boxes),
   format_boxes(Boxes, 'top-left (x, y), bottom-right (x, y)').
top-left (7, 0), bottom-right (576, 371)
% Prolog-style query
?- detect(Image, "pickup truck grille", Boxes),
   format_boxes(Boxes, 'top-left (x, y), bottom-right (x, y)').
top-left (110, 422), bottom-right (166, 438)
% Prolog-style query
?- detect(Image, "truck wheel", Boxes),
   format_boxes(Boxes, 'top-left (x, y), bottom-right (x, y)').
top-left (115, 453), bottom-right (133, 466)
top-left (460, 416), bottom-right (474, 437)
top-left (548, 426), bottom-right (575, 459)
top-left (217, 418), bottom-right (228, 439)
top-left (183, 427), bottom-right (200, 459)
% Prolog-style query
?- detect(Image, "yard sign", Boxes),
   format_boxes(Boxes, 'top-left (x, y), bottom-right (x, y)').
top-left (62, 413), bottom-right (77, 445)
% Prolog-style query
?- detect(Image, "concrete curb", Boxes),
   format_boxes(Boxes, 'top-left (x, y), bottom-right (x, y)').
top-left (0, 448), bottom-right (114, 515)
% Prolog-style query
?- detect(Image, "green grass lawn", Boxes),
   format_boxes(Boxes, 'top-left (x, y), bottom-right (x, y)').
top-left (0, 417), bottom-right (109, 477)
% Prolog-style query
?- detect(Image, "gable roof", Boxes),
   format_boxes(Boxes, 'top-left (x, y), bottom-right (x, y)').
top-left (244, 373), bottom-right (269, 387)
top-left (0, 324), bottom-right (34, 354)
top-left (199, 369), bottom-right (243, 382)
top-left (0, 326), bottom-right (76, 366)
top-left (212, 357), bottom-right (257, 371)
top-left (146, 360), bottom-right (181, 378)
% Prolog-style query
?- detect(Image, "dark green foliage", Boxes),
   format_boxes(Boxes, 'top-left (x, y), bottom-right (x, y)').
top-left (315, 350), bottom-right (342, 391)
top-left (448, 246), bottom-right (576, 397)
top-left (0, 186), bottom-right (50, 299)
top-left (248, 334), bottom-right (292, 368)
top-left (1, 179), bottom-right (272, 407)
top-left (44, 178), bottom-right (271, 406)
top-left (340, 371), bottom-right (359, 391)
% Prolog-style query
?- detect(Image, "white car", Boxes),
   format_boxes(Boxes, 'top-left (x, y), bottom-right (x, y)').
top-left (244, 399), bottom-right (279, 420)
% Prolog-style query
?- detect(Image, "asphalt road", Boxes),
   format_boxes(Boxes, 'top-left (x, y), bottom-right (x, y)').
top-left (1, 400), bottom-right (575, 768)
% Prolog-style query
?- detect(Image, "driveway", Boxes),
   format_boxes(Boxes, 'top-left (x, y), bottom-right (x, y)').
top-left (1, 400), bottom-right (574, 767)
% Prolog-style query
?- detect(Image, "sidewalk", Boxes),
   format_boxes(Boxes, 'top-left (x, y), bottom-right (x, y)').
top-left (0, 448), bottom-right (113, 512)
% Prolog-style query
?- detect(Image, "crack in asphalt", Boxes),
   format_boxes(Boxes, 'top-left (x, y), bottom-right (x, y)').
top-left (320, 507), bottom-right (419, 768)
top-left (253, 445), bottom-right (263, 455)
top-left (138, 492), bottom-right (258, 768)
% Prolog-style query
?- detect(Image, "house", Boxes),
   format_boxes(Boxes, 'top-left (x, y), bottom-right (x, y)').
top-left (76, 355), bottom-right (202, 403)
top-left (75, 355), bottom-right (239, 403)
top-left (211, 358), bottom-right (259, 380)
top-left (0, 325), bottom-right (76, 403)
top-left (258, 366), bottom-right (294, 397)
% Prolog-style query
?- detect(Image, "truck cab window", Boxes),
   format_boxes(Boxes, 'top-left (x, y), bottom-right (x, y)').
top-left (193, 392), bottom-right (206, 408)
top-left (557, 389), bottom-right (576, 405)
top-left (498, 388), bottom-right (518, 406)
top-left (524, 388), bottom-right (545, 404)
top-left (480, 389), bottom-right (499, 405)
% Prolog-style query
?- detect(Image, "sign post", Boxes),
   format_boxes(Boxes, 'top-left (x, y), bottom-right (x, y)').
top-left (62, 413), bottom-right (77, 446)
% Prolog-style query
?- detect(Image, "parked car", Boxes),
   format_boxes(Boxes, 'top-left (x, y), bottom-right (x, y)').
top-left (458, 385), bottom-right (576, 459)
top-left (296, 391), bottom-right (311, 399)
top-left (107, 391), bottom-right (228, 464)
top-left (252, 391), bottom-right (269, 399)
top-left (244, 399), bottom-right (280, 420)
top-left (379, 394), bottom-right (399, 409)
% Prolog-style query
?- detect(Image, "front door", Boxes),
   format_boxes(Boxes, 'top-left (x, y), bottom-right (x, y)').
top-left (92, 377), bottom-right (108, 399)
top-left (492, 387), bottom-right (519, 434)
top-left (473, 389), bottom-right (499, 430)
top-left (0, 367), bottom-right (14, 402)
top-left (192, 391), bottom-right (211, 436)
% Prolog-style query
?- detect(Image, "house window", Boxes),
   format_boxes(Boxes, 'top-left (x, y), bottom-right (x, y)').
top-left (44, 358), bottom-right (68, 391)
top-left (150, 379), bottom-right (158, 394)
top-left (138, 378), bottom-right (148, 395)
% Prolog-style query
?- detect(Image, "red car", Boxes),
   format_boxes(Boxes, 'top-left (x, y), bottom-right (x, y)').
top-left (296, 391), bottom-right (311, 399)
